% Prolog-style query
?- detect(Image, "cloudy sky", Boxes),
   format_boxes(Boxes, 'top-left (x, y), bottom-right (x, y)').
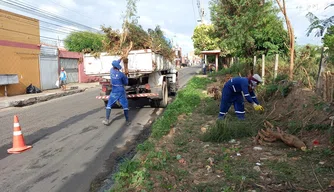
top-left (0, 0), bottom-right (333, 55)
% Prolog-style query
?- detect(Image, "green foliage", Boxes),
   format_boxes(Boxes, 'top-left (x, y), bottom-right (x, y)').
top-left (112, 159), bottom-right (149, 191)
top-left (324, 26), bottom-right (334, 64)
top-left (64, 31), bottom-right (104, 53)
top-left (209, 0), bottom-right (289, 57)
top-left (148, 26), bottom-right (174, 61)
top-left (137, 140), bottom-right (155, 152)
top-left (191, 24), bottom-right (221, 55)
top-left (144, 150), bottom-right (171, 170)
top-left (294, 44), bottom-right (322, 85)
top-left (201, 117), bottom-right (259, 142)
top-left (306, 4), bottom-right (334, 37)
top-left (101, 0), bottom-right (174, 61)
top-left (151, 77), bottom-right (214, 139)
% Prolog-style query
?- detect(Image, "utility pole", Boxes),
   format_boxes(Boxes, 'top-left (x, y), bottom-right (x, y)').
top-left (197, 0), bottom-right (204, 24)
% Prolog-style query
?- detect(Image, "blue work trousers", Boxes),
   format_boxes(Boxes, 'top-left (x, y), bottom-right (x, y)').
top-left (106, 92), bottom-right (129, 110)
top-left (218, 86), bottom-right (245, 120)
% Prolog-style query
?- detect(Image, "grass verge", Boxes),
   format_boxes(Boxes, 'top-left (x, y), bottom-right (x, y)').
top-left (110, 73), bottom-right (334, 192)
top-left (110, 76), bottom-right (213, 191)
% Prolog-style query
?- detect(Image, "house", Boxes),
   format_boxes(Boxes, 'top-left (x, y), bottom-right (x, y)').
top-left (0, 9), bottom-right (41, 96)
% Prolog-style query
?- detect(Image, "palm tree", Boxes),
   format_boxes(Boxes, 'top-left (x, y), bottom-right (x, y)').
top-left (306, 4), bottom-right (334, 37)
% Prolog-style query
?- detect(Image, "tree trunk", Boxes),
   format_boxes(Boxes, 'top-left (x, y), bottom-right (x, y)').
top-left (275, 0), bottom-right (295, 80)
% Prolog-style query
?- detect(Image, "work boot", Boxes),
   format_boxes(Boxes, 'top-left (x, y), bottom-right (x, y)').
top-left (217, 115), bottom-right (225, 121)
top-left (102, 119), bottom-right (110, 125)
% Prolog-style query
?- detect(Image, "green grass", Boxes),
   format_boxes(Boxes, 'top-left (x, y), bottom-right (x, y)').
top-left (111, 159), bottom-right (149, 191)
top-left (137, 140), bottom-right (155, 152)
top-left (151, 77), bottom-right (214, 139)
top-left (111, 76), bottom-right (213, 191)
top-left (201, 115), bottom-right (261, 142)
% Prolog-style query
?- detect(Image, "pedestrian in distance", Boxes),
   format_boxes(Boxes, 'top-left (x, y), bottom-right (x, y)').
top-left (102, 59), bottom-right (131, 126)
top-left (202, 60), bottom-right (207, 75)
top-left (59, 67), bottom-right (67, 91)
top-left (218, 74), bottom-right (264, 120)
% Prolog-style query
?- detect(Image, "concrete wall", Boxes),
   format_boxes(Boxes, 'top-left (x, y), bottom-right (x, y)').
top-left (58, 50), bottom-right (102, 83)
top-left (0, 9), bottom-right (41, 96)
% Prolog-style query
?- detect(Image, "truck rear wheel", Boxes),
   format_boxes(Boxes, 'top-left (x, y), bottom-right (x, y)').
top-left (150, 82), bottom-right (168, 108)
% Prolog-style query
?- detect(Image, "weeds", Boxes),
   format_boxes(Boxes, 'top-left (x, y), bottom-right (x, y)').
top-left (267, 161), bottom-right (299, 182)
top-left (151, 77), bottom-right (213, 139)
top-left (144, 150), bottom-right (171, 171)
top-left (111, 159), bottom-right (148, 191)
top-left (201, 116), bottom-right (259, 142)
top-left (137, 140), bottom-right (155, 152)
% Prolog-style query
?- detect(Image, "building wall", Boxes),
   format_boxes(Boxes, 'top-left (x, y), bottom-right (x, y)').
top-left (0, 9), bottom-right (40, 96)
top-left (59, 50), bottom-right (102, 83)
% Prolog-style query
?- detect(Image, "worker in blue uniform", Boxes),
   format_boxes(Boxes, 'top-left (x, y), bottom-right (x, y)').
top-left (218, 74), bottom-right (264, 120)
top-left (102, 59), bottom-right (131, 126)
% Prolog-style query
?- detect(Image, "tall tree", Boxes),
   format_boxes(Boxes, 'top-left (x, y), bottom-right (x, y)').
top-left (191, 24), bottom-right (221, 55)
top-left (209, 0), bottom-right (288, 57)
top-left (275, 0), bottom-right (295, 80)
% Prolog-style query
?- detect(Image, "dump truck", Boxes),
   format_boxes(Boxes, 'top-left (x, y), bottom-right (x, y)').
top-left (84, 49), bottom-right (178, 108)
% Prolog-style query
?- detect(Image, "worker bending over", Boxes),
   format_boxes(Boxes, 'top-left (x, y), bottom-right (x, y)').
top-left (218, 74), bottom-right (264, 120)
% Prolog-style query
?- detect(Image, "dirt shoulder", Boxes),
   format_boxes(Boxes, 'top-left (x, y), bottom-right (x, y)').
top-left (110, 75), bottom-right (334, 192)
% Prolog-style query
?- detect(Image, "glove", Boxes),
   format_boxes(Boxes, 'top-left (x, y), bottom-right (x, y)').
top-left (253, 104), bottom-right (264, 111)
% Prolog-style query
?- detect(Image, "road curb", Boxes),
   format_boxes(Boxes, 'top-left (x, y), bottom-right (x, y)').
top-left (9, 88), bottom-right (87, 107)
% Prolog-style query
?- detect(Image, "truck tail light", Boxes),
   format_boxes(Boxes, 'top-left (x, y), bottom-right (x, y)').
top-left (145, 84), bottom-right (150, 90)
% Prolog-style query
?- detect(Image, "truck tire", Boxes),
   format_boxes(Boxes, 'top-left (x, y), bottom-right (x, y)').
top-left (150, 82), bottom-right (168, 108)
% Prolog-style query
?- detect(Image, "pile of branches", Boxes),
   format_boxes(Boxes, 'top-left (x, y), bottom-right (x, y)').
top-left (101, 24), bottom-right (174, 61)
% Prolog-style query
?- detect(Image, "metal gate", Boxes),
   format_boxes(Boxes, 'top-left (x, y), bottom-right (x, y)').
top-left (60, 58), bottom-right (79, 83)
top-left (39, 45), bottom-right (59, 90)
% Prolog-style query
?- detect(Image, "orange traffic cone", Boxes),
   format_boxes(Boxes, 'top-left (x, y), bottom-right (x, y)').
top-left (7, 115), bottom-right (32, 154)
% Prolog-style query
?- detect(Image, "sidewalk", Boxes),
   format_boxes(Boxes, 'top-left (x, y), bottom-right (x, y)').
top-left (0, 82), bottom-right (100, 110)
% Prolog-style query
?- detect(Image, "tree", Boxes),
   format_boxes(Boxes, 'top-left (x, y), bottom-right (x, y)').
top-left (64, 31), bottom-right (104, 53)
top-left (148, 26), bottom-right (174, 61)
top-left (306, 4), bottom-right (334, 37)
top-left (209, 0), bottom-right (288, 58)
top-left (275, 0), bottom-right (295, 80)
top-left (191, 24), bottom-right (220, 55)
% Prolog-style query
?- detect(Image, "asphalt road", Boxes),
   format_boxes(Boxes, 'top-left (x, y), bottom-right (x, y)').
top-left (0, 66), bottom-right (200, 192)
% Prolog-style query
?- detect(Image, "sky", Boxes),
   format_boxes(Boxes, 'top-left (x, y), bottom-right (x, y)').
top-left (0, 0), bottom-right (333, 55)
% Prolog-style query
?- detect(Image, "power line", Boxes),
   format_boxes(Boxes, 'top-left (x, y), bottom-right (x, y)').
top-left (48, 0), bottom-right (97, 22)
top-left (0, 12), bottom-right (86, 35)
top-left (1, 27), bottom-right (64, 41)
top-left (0, 0), bottom-right (100, 32)
top-left (191, 0), bottom-right (197, 25)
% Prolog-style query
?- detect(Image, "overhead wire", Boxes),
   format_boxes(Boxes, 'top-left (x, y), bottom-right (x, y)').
top-left (48, 0), bottom-right (98, 23)
top-left (192, 0), bottom-right (197, 25)
top-left (1, 27), bottom-right (64, 41)
top-left (0, 0), bottom-right (100, 32)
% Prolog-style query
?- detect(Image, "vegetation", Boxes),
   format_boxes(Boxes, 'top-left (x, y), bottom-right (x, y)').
top-left (324, 26), bottom-right (334, 64)
top-left (64, 0), bottom-right (174, 60)
top-left (64, 31), bottom-right (104, 53)
top-left (151, 77), bottom-right (213, 139)
top-left (191, 24), bottom-right (221, 55)
top-left (208, 0), bottom-right (289, 58)
top-left (306, 4), bottom-right (334, 37)
top-left (111, 77), bottom-right (213, 191)
top-left (106, 1), bottom-right (334, 191)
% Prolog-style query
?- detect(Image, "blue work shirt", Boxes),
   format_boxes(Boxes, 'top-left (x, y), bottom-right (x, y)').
top-left (224, 77), bottom-right (258, 104)
top-left (110, 68), bottom-right (128, 93)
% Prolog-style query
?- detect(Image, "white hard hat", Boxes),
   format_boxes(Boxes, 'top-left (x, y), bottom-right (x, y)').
top-left (252, 74), bottom-right (263, 83)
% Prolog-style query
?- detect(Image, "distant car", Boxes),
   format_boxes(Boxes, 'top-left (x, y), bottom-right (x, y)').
top-left (181, 63), bottom-right (188, 67)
